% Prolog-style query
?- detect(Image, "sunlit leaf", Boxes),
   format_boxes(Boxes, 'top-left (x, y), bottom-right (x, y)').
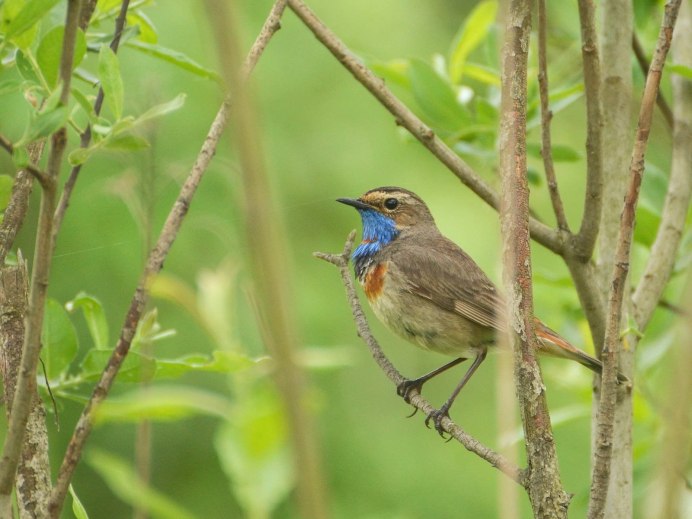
top-left (463, 62), bottom-right (500, 85)
top-left (79, 349), bottom-right (155, 383)
top-left (669, 63), bottom-right (692, 79)
top-left (42, 299), bottom-right (79, 381)
top-left (448, 0), bottom-right (498, 84)
top-left (87, 450), bottom-right (196, 519)
top-left (66, 292), bottom-right (110, 350)
top-left (98, 46), bottom-right (124, 120)
top-left (126, 40), bottom-right (220, 82)
top-left (127, 10), bottom-right (158, 43)
top-left (36, 27), bottom-right (87, 87)
top-left (4, 0), bottom-right (61, 40)
top-left (370, 59), bottom-right (411, 89)
top-left (69, 485), bottom-right (89, 519)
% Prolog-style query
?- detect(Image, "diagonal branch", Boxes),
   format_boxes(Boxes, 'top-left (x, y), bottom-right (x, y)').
top-left (632, 33), bottom-right (675, 130)
top-left (46, 2), bottom-right (288, 516)
top-left (286, 0), bottom-right (564, 255)
top-left (574, 0), bottom-right (604, 260)
top-left (588, 2), bottom-right (683, 517)
top-left (314, 232), bottom-right (527, 487)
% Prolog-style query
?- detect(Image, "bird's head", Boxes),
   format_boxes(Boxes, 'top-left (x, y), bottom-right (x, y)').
top-left (338, 187), bottom-right (436, 259)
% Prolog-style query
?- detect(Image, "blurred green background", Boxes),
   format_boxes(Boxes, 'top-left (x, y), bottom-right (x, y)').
top-left (0, 0), bottom-right (684, 517)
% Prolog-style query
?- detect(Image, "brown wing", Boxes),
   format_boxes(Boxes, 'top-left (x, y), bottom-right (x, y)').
top-left (388, 234), bottom-right (504, 330)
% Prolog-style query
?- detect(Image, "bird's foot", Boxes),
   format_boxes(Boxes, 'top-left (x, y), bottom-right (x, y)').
top-left (396, 378), bottom-right (423, 402)
top-left (424, 406), bottom-right (451, 439)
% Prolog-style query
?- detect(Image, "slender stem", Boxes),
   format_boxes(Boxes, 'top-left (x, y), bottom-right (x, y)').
top-left (314, 234), bottom-right (527, 487)
top-left (46, 3), bottom-right (287, 516)
top-left (537, 0), bottom-right (570, 232)
top-left (286, 0), bottom-right (564, 255)
top-left (498, 0), bottom-right (570, 516)
top-left (575, 0), bottom-right (604, 260)
top-left (587, 2), bottom-right (682, 517)
top-left (632, 33), bottom-right (675, 129)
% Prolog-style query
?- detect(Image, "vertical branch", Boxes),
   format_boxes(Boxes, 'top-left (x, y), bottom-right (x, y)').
top-left (632, 34), bottom-right (674, 129)
top-left (0, 0), bottom-right (82, 509)
top-left (499, 1), bottom-right (570, 517)
top-left (203, 2), bottom-right (330, 518)
top-left (46, 2), bottom-right (287, 516)
top-left (0, 262), bottom-right (51, 518)
top-left (587, 2), bottom-right (682, 517)
top-left (574, 0), bottom-right (604, 260)
top-left (536, 0), bottom-right (569, 232)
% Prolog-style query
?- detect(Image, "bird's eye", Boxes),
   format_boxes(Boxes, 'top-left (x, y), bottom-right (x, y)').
top-left (384, 198), bottom-right (399, 210)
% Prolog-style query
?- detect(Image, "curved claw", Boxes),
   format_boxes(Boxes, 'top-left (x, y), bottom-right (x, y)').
top-left (424, 408), bottom-right (451, 438)
top-left (396, 379), bottom-right (422, 403)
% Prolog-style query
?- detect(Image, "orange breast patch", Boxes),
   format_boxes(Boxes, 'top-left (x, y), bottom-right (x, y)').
top-left (364, 263), bottom-right (387, 300)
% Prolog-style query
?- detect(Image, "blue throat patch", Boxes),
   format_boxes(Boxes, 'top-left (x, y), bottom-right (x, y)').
top-left (352, 209), bottom-right (398, 262)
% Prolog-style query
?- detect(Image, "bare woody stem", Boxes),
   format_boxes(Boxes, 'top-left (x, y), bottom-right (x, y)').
top-left (537, 0), bottom-right (570, 232)
top-left (314, 233), bottom-right (527, 487)
top-left (286, 0), bottom-right (563, 255)
top-left (632, 33), bottom-right (674, 130)
top-left (587, 2), bottom-right (682, 518)
top-left (574, 0), bottom-right (604, 260)
top-left (498, 1), bottom-right (570, 516)
top-left (46, 3), bottom-right (287, 516)
top-left (0, 0), bottom-right (81, 505)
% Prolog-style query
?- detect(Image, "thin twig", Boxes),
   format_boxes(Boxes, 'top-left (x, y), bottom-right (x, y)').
top-left (499, 0), bottom-right (570, 515)
top-left (286, 0), bottom-right (564, 255)
top-left (0, 0), bottom-right (82, 508)
top-left (537, 0), bottom-right (569, 232)
top-left (632, 33), bottom-right (675, 129)
top-left (314, 232), bottom-right (527, 487)
top-left (46, 3), bottom-right (287, 516)
top-left (52, 0), bottom-right (132, 248)
top-left (588, 2), bottom-right (682, 517)
top-left (574, 0), bottom-right (604, 261)
top-left (0, 135), bottom-right (50, 187)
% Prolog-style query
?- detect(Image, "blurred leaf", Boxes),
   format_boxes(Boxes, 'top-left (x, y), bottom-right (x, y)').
top-left (463, 62), bottom-right (500, 85)
top-left (36, 26), bottom-right (87, 87)
top-left (633, 205), bottom-right (660, 248)
top-left (71, 87), bottom-right (96, 122)
top-left (526, 142), bottom-right (581, 162)
top-left (95, 385), bottom-right (231, 423)
top-left (42, 299), bottom-right (79, 381)
top-left (16, 105), bottom-right (68, 147)
top-left (154, 350), bottom-right (263, 379)
top-left (639, 161), bottom-right (668, 218)
top-left (12, 146), bottom-right (29, 170)
top-left (15, 50), bottom-right (41, 85)
top-left (79, 349), bottom-right (155, 383)
top-left (669, 63), bottom-right (692, 79)
top-left (0, 78), bottom-right (23, 96)
top-left (69, 485), bottom-right (89, 519)
top-left (126, 40), bottom-right (220, 82)
top-left (66, 292), bottom-right (110, 350)
top-left (500, 404), bottom-right (588, 447)
top-left (67, 146), bottom-right (94, 166)
top-left (4, 0), bottom-right (60, 40)
top-left (135, 93), bottom-right (186, 125)
top-left (215, 388), bottom-right (293, 518)
top-left (408, 59), bottom-right (470, 133)
top-left (0, 175), bottom-right (14, 212)
top-left (98, 46), bottom-right (124, 120)
top-left (127, 10), bottom-right (157, 43)
top-left (87, 450), bottom-right (197, 519)
top-left (370, 59), bottom-right (411, 89)
top-left (296, 346), bottom-right (355, 370)
top-left (527, 165), bottom-right (542, 186)
top-left (448, 0), bottom-right (498, 84)
top-left (103, 134), bottom-right (150, 151)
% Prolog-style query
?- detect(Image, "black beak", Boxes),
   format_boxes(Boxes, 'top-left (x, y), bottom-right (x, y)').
top-left (337, 197), bottom-right (371, 211)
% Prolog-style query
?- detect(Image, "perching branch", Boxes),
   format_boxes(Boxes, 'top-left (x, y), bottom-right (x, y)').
top-left (537, 0), bottom-right (569, 232)
top-left (314, 232), bottom-right (527, 487)
top-left (574, 0), bottom-right (604, 260)
top-left (0, 135), bottom-right (50, 188)
top-left (46, 2), bottom-right (287, 516)
top-left (632, 2), bottom-right (692, 330)
top-left (632, 33), bottom-right (675, 130)
top-left (588, 2), bottom-right (682, 517)
top-left (286, 0), bottom-right (564, 255)
top-left (498, 1), bottom-right (570, 516)
top-left (0, 0), bottom-right (82, 509)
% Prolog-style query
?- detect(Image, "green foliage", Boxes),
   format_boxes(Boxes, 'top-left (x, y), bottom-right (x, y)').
top-left (69, 485), bottom-right (90, 519)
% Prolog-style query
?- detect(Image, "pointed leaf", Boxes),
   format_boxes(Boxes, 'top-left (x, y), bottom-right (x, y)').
top-left (69, 485), bottom-right (90, 519)
top-left (5, 0), bottom-right (61, 40)
top-left (126, 40), bottom-right (220, 81)
top-left (17, 105), bottom-right (68, 146)
top-left (66, 292), bottom-right (109, 350)
top-left (448, 0), bottom-right (498, 83)
top-left (36, 26), bottom-right (87, 87)
top-left (97, 46), bottom-right (124, 119)
top-left (127, 10), bottom-right (158, 43)
top-left (134, 93), bottom-right (186, 125)
top-left (79, 349), bottom-right (155, 383)
top-left (42, 299), bottom-right (79, 381)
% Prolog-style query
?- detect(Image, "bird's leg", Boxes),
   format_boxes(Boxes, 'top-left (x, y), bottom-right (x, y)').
top-left (396, 357), bottom-right (467, 403)
top-left (425, 349), bottom-right (487, 437)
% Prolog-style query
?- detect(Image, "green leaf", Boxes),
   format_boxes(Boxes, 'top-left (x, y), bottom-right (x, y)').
top-left (154, 350), bottom-right (263, 379)
top-left (95, 385), bottom-right (232, 423)
top-left (4, 0), bottom-right (61, 40)
top-left (134, 93), bottom-right (186, 125)
top-left (102, 134), bottom-right (150, 151)
top-left (526, 143), bottom-right (581, 162)
top-left (408, 59), bottom-right (470, 133)
top-left (448, 0), bottom-right (498, 84)
top-left (87, 450), bottom-right (197, 519)
top-left (0, 175), bottom-right (14, 211)
top-left (69, 485), bottom-right (89, 519)
top-left (527, 166), bottom-right (542, 186)
top-left (127, 10), bottom-right (158, 43)
top-left (463, 62), bottom-right (500, 86)
top-left (36, 26), bottom-right (87, 88)
top-left (0, 78), bottom-right (23, 97)
top-left (79, 349), bottom-right (155, 383)
top-left (126, 40), bottom-right (220, 82)
top-left (97, 46), bottom-right (124, 120)
top-left (71, 87), bottom-right (97, 122)
top-left (12, 146), bottom-right (30, 170)
top-left (15, 50), bottom-right (41, 85)
top-left (67, 147), bottom-right (94, 166)
top-left (370, 59), bottom-right (411, 89)
top-left (16, 105), bottom-right (68, 147)
top-left (42, 299), bottom-right (79, 381)
top-left (66, 292), bottom-right (109, 350)
top-left (669, 63), bottom-right (692, 80)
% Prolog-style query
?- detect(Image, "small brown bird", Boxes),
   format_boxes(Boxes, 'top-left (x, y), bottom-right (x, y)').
top-left (338, 186), bottom-right (628, 434)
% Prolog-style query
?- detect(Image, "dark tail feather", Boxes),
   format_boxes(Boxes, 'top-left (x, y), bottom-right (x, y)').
top-left (534, 319), bottom-right (632, 386)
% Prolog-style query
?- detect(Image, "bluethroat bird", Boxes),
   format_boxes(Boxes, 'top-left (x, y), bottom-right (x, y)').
top-left (338, 186), bottom-right (629, 434)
